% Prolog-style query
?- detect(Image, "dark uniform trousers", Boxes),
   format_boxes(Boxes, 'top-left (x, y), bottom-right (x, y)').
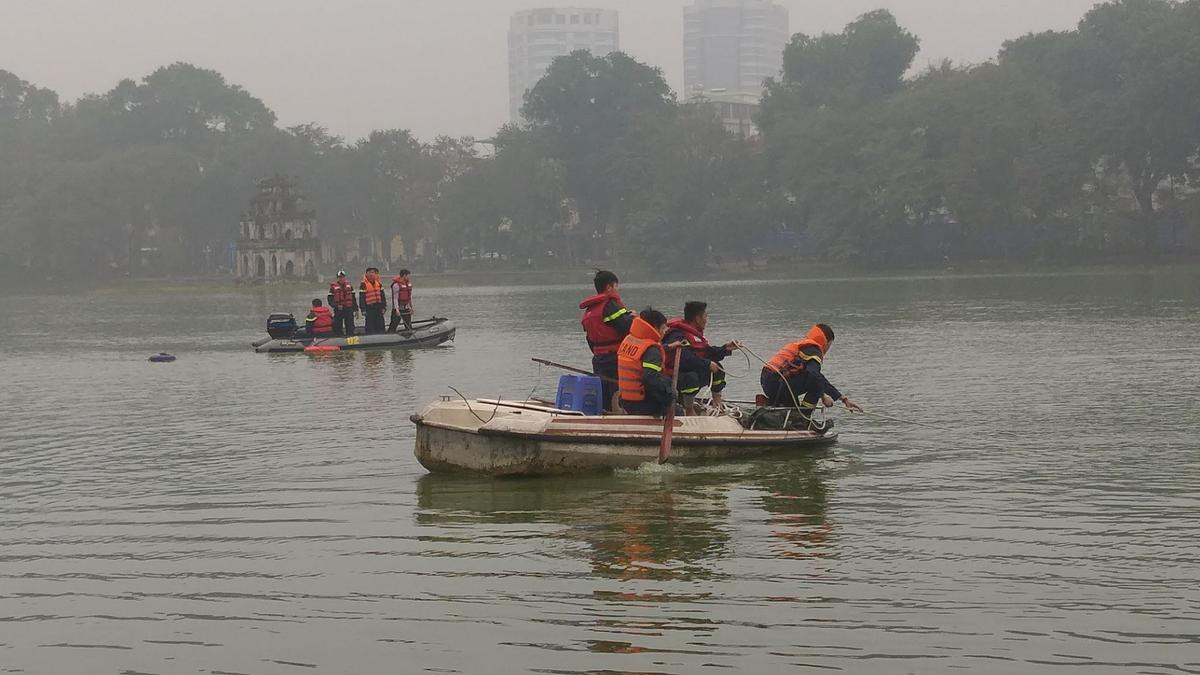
top-left (364, 307), bottom-right (386, 334)
top-left (333, 308), bottom-right (356, 336)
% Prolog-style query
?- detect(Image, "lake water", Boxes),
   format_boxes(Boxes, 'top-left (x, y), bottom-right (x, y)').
top-left (1, 268), bottom-right (1198, 674)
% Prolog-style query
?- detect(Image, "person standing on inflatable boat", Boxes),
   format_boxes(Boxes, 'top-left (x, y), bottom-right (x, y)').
top-left (327, 270), bottom-right (359, 337)
top-left (389, 269), bottom-right (414, 334)
top-left (359, 267), bottom-right (387, 334)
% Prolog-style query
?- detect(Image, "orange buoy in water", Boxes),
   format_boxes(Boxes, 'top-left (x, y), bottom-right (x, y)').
top-left (304, 345), bottom-right (341, 354)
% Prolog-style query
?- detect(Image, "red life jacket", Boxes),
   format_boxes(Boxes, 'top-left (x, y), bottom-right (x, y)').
top-left (329, 280), bottom-right (356, 309)
top-left (579, 291), bottom-right (629, 356)
top-left (391, 276), bottom-right (413, 307)
top-left (617, 316), bottom-right (664, 403)
top-left (664, 318), bottom-right (710, 376)
top-left (308, 306), bottom-right (334, 335)
top-left (361, 275), bottom-right (383, 306)
top-left (767, 325), bottom-right (830, 378)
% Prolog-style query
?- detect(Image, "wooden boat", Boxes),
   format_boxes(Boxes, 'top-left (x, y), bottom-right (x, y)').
top-left (410, 398), bottom-right (837, 476)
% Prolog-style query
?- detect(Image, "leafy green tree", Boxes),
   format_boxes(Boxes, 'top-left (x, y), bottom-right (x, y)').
top-left (522, 50), bottom-right (675, 249)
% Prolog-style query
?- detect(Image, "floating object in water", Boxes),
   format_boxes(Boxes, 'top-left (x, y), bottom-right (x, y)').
top-left (148, 353), bottom-right (176, 363)
top-left (253, 316), bottom-right (455, 353)
top-left (410, 397), bottom-right (837, 476)
top-left (304, 344), bottom-right (341, 354)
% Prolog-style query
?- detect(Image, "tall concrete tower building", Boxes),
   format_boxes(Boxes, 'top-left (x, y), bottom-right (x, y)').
top-left (683, 0), bottom-right (789, 98)
top-left (508, 8), bottom-right (620, 121)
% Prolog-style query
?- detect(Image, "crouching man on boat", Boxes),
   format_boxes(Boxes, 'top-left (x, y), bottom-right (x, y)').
top-left (304, 299), bottom-right (334, 337)
top-left (617, 309), bottom-right (682, 417)
top-left (761, 324), bottom-right (863, 431)
top-left (580, 270), bottom-right (635, 412)
top-left (664, 301), bottom-right (739, 413)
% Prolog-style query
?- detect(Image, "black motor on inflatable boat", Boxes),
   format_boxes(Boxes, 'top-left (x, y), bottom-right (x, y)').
top-left (266, 313), bottom-right (298, 339)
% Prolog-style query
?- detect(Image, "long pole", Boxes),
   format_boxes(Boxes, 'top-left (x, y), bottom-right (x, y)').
top-left (531, 357), bottom-right (617, 385)
top-left (659, 348), bottom-right (683, 464)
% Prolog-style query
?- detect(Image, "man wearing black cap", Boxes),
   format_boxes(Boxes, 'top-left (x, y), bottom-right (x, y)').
top-left (327, 270), bottom-right (359, 337)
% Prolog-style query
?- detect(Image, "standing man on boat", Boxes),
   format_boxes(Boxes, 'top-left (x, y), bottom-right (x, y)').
top-left (617, 308), bottom-right (679, 417)
top-left (664, 301), bottom-right (740, 413)
top-left (388, 269), bottom-right (414, 334)
top-left (359, 267), bottom-right (387, 334)
top-left (327, 270), bottom-right (359, 337)
top-left (761, 324), bottom-right (863, 431)
top-left (580, 270), bottom-right (635, 412)
top-left (304, 299), bottom-right (334, 337)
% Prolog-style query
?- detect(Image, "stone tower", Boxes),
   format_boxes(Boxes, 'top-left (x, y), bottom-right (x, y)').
top-left (235, 175), bottom-right (321, 280)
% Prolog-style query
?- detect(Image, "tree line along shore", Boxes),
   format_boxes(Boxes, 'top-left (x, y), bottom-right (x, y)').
top-left (1, 1), bottom-right (1198, 285)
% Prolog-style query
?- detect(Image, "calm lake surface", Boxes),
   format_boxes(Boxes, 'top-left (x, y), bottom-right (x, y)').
top-left (1, 267), bottom-right (1198, 674)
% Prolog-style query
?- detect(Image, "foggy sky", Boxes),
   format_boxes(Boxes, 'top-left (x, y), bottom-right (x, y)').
top-left (0, 0), bottom-right (1101, 142)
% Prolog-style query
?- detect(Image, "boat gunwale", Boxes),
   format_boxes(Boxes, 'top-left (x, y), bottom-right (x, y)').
top-left (411, 414), bottom-right (837, 448)
top-left (257, 323), bottom-right (455, 353)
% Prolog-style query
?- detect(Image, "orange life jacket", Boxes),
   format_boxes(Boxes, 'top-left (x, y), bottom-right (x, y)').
top-left (617, 316), bottom-right (664, 403)
top-left (361, 275), bottom-right (383, 306)
top-left (766, 325), bottom-right (830, 378)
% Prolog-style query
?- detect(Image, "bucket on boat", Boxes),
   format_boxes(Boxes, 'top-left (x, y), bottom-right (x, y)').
top-left (555, 374), bottom-right (603, 415)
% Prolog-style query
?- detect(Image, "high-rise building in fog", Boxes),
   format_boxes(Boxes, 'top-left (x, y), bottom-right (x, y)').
top-left (683, 0), bottom-right (789, 98)
top-left (508, 8), bottom-right (620, 121)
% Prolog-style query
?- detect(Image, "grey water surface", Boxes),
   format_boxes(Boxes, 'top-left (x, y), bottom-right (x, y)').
top-left (1, 268), bottom-right (1198, 674)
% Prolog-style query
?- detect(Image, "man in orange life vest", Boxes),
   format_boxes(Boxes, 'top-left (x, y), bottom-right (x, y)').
top-left (327, 270), bottom-right (359, 336)
top-left (579, 270), bottom-right (635, 412)
top-left (663, 301), bottom-right (740, 413)
top-left (304, 298), bottom-right (334, 337)
top-left (388, 268), bottom-right (414, 334)
top-left (761, 323), bottom-right (863, 431)
top-left (617, 308), bottom-right (680, 417)
top-left (359, 267), bottom-right (387, 334)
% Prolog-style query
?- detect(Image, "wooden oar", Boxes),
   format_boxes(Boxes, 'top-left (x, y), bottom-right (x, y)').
top-left (530, 357), bottom-right (617, 385)
top-left (659, 348), bottom-right (683, 464)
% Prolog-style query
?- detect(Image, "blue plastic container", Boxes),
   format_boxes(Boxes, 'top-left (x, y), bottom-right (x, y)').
top-left (555, 374), bottom-right (603, 415)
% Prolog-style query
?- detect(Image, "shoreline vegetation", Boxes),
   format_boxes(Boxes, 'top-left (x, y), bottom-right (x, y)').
top-left (2, 1), bottom-right (1198, 284)
top-left (80, 258), bottom-right (1200, 295)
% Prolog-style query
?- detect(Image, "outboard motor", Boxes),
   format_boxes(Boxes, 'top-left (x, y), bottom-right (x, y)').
top-left (266, 313), bottom-right (298, 339)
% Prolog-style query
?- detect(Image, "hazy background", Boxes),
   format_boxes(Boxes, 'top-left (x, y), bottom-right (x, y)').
top-left (0, 0), bottom-right (1102, 141)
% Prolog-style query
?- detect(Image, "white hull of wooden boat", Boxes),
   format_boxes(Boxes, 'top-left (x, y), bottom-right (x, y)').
top-left (410, 399), bottom-right (838, 476)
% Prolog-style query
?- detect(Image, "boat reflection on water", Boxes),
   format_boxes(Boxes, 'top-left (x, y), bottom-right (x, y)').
top-left (757, 456), bottom-right (834, 560)
top-left (414, 451), bottom-right (835, 580)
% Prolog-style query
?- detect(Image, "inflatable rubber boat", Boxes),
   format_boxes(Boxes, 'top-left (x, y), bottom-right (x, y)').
top-left (252, 314), bottom-right (455, 353)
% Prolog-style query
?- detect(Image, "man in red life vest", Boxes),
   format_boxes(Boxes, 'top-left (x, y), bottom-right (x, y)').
top-left (616, 308), bottom-right (680, 417)
top-left (388, 268), bottom-right (414, 334)
top-left (761, 323), bottom-right (863, 432)
top-left (304, 298), bottom-right (334, 337)
top-left (580, 270), bottom-right (635, 412)
top-left (359, 267), bottom-right (387, 334)
top-left (326, 270), bottom-right (359, 336)
top-left (663, 301), bottom-right (740, 413)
